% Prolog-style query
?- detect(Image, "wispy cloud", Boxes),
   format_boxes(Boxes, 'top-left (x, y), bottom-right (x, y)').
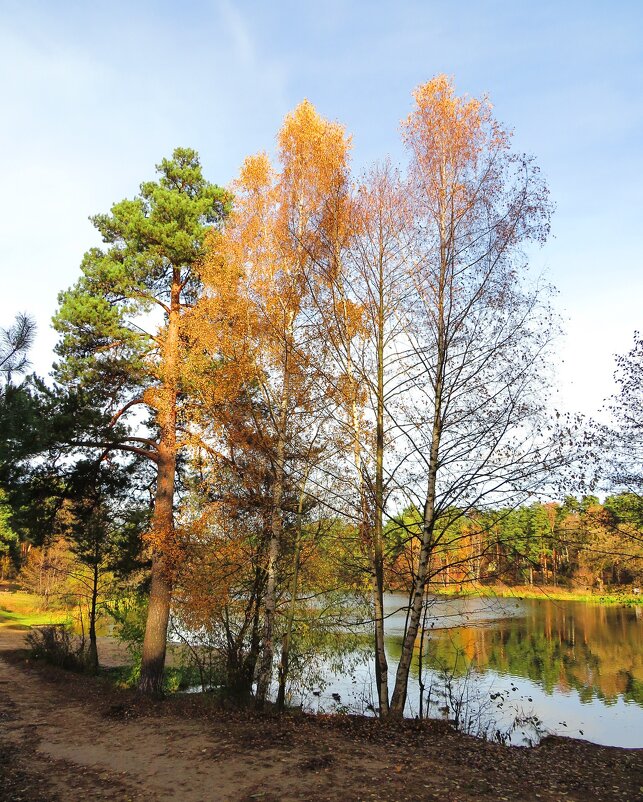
top-left (218, 0), bottom-right (255, 67)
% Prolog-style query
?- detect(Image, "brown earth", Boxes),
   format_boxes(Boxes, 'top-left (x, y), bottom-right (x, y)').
top-left (0, 626), bottom-right (641, 802)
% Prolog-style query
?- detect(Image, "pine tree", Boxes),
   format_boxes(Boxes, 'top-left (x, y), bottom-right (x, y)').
top-left (53, 148), bottom-right (230, 694)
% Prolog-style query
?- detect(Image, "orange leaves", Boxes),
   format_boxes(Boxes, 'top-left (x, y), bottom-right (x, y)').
top-left (237, 151), bottom-right (274, 195)
top-left (200, 99), bottom-right (354, 397)
top-left (143, 519), bottom-right (186, 578)
top-left (181, 225), bottom-right (257, 421)
top-left (403, 74), bottom-right (500, 171)
top-left (336, 296), bottom-right (367, 342)
top-left (172, 502), bottom-right (248, 627)
top-left (278, 99), bottom-right (351, 201)
top-left (402, 75), bottom-right (510, 228)
top-left (276, 101), bottom-right (353, 285)
top-left (226, 153), bottom-right (277, 287)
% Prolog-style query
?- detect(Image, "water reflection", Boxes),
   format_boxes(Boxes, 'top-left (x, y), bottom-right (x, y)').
top-left (407, 597), bottom-right (643, 706)
top-left (305, 594), bottom-right (643, 748)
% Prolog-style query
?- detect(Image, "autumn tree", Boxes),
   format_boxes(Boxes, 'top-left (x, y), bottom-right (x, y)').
top-left (386, 76), bottom-right (559, 716)
top-left (53, 148), bottom-right (230, 694)
top-left (319, 163), bottom-right (414, 715)
top-left (200, 101), bottom-right (351, 707)
top-left (172, 408), bottom-right (333, 704)
top-left (172, 389), bottom-right (283, 700)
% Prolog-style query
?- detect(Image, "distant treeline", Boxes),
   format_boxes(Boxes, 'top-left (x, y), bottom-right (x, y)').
top-left (384, 494), bottom-right (643, 591)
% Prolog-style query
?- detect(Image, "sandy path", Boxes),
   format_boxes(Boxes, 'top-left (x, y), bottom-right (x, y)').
top-left (0, 626), bottom-right (388, 802)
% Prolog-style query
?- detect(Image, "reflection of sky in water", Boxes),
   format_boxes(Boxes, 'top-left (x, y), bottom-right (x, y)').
top-left (291, 594), bottom-right (643, 749)
top-left (380, 593), bottom-right (526, 635)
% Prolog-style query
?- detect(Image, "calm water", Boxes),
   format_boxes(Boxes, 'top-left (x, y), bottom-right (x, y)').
top-left (294, 594), bottom-right (643, 748)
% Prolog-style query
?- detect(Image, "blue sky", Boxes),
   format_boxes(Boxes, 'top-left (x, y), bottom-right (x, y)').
top-left (1, 0), bottom-right (641, 417)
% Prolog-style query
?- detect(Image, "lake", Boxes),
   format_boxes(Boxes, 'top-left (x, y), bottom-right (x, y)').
top-left (292, 593), bottom-right (643, 748)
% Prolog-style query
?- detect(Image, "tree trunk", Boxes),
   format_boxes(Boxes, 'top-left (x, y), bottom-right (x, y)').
top-left (139, 553), bottom-right (173, 694)
top-left (553, 549), bottom-right (557, 586)
top-left (256, 339), bottom-right (291, 708)
top-left (389, 497), bottom-right (436, 716)
top-left (86, 560), bottom-right (99, 674)
top-left (243, 593), bottom-right (263, 697)
top-left (334, 256), bottom-right (389, 716)
top-left (389, 206), bottom-right (447, 718)
top-left (389, 360), bottom-right (444, 716)
top-left (255, 452), bottom-right (284, 707)
top-left (139, 271), bottom-right (180, 695)
top-left (139, 436), bottom-right (177, 694)
top-left (372, 257), bottom-right (389, 716)
top-left (417, 587), bottom-right (430, 719)
top-left (276, 478), bottom-right (307, 711)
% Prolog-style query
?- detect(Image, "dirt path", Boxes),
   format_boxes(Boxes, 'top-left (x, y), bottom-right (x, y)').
top-left (0, 626), bottom-right (641, 802)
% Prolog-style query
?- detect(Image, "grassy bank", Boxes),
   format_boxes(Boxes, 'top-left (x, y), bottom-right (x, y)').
top-left (0, 590), bottom-right (69, 629)
top-left (426, 583), bottom-right (643, 605)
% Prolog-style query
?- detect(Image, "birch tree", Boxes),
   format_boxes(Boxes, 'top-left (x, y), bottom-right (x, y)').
top-left (321, 164), bottom-right (414, 714)
top-left (203, 101), bottom-right (350, 706)
top-left (388, 76), bottom-right (556, 716)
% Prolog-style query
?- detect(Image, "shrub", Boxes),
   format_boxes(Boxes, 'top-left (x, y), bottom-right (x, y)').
top-left (26, 624), bottom-right (85, 671)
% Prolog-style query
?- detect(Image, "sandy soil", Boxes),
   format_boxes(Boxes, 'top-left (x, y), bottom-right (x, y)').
top-left (0, 625), bottom-right (641, 802)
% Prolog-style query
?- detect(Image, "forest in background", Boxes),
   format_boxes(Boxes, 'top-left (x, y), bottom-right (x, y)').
top-left (0, 76), bottom-right (641, 718)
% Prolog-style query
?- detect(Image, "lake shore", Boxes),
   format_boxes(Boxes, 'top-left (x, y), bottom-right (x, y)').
top-left (413, 583), bottom-right (643, 605)
top-left (1, 624), bottom-right (642, 802)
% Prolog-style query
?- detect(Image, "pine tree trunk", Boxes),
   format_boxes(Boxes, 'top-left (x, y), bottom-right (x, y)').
top-left (139, 273), bottom-right (180, 696)
top-left (139, 552), bottom-right (173, 694)
top-left (139, 431), bottom-right (177, 694)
